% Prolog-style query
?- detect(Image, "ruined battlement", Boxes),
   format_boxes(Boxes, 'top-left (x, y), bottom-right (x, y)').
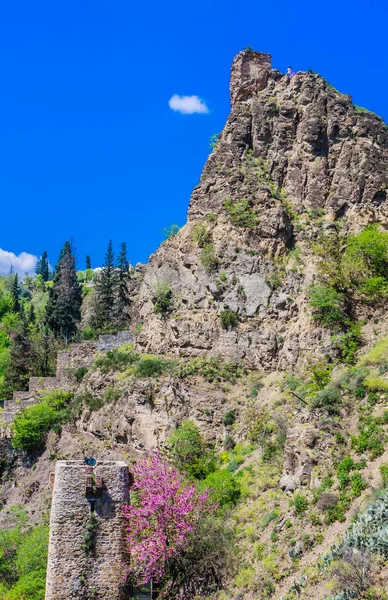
top-left (45, 460), bottom-right (131, 600)
top-left (229, 49), bottom-right (272, 105)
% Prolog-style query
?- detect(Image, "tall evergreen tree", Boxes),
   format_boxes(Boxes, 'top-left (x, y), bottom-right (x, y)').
top-left (45, 242), bottom-right (82, 341)
top-left (3, 319), bottom-right (32, 395)
top-left (116, 242), bottom-right (131, 325)
top-left (92, 240), bottom-right (116, 331)
top-left (86, 255), bottom-right (91, 270)
top-left (11, 274), bottom-right (21, 313)
top-left (36, 251), bottom-right (50, 282)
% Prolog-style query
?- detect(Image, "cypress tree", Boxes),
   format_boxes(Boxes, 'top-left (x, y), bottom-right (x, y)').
top-left (35, 251), bottom-right (49, 280)
top-left (11, 274), bottom-right (21, 313)
top-left (45, 241), bottom-right (82, 341)
top-left (116, 242), bottom-right (131, 325)
top-left (92, 240), bottom-right (116, 331)
top-left (86, 255), bottom-right (91, 270)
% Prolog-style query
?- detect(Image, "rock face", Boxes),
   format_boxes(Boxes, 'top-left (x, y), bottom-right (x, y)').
top-left (135, 50), bottom-right (388, 369)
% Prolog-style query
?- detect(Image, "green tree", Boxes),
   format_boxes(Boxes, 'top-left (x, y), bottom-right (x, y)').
top-left (45, 242), bottom-right (82, 341)
top-left (116, 242), bottom-right (131, 325)
top-left (35, 251), bottom-right (49, 282)
top-left (91, 240), bottom-right (116, 330)
top-left (10, 274), bottom-right (21, 314)
top-left (85, 255), bottom-right (91, 270)
top-left (3, 320), bottom-right (32, 396)
top-left (167, 421), bottom-right (216, 480)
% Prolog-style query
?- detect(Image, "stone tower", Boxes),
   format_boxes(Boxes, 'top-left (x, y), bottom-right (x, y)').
top-left (45, 460), bottom-right (131, 600)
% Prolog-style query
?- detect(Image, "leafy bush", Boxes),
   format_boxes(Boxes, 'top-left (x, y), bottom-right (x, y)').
top-left (200, 244), bottom-right (219, 272)
top-left (223, 410), bottom-right (236, 426)
top-left (308, 285), bottom-right (345, 328)
top-left (292, 494), bottom-right (308, 514)
top-left (335, 322), bottom-right (362, 365)
top-left (220, 309), bottom-right (239, 330)
top-left (192, 223), bottom-right (211, 247)
top-left (351, 415), bottom-right (386, 458)
top-left (209, 133), bottom-right (219, 151)
top-left (135, 355), bottom-right (172, 378)
top-left (153, 282), bottom-right (173, 314)
top-left (74, 366), bottom-right (88, 382)
top-left (311, 386), bottom-right (341, 414)
top-left (94, 346), bottom-right (139, 373)
top-left (223, 198), bottom-right (259, 229)
top-left (11, 390), bottom-right (73, 451)
top-left (178, 356), bottom-right (245, 383)
top-left (380, 464), bottom-right (388, 487)
top-left (167, 421), bottom-right (216, 480)
top-left (0, 510), bottom-right (49, 600)
top-left (203, 469), bottom-right (241, 508)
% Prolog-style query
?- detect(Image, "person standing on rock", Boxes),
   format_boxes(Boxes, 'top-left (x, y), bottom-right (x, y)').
top-left (287, 66), bottom-right (292, 77)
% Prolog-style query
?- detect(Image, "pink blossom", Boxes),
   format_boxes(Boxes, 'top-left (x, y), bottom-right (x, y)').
top-left (122, 452), bottom-right (210, 585)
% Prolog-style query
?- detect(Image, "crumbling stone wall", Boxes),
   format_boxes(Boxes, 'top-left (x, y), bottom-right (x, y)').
top-left (45, 460), bottom-right (130, 600)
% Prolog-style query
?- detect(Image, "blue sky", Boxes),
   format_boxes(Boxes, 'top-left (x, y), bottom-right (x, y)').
top-left (0, 0), bottom-right (387, 273)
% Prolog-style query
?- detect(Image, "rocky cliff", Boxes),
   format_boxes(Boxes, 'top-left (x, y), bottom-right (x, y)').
top-left (135, 50), bottom-right (388, 370)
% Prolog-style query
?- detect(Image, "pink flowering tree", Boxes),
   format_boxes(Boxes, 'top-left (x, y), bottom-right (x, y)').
top-left (122, 452), bottom-right (211, 586)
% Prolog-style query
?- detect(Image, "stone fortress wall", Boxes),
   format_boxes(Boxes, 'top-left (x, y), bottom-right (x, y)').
top-left (45, 460), bottom-right (131, 600)
top-left (0, 331), bottom-right (133, 434)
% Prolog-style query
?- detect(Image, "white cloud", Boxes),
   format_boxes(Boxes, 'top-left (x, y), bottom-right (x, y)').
top-left (169, 94), bottom-right (209, 114)
top-left (0, 248), bottom-right (37, 276)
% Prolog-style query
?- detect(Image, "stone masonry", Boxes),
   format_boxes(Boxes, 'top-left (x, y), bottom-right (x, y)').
top-left (45, 460), bottom-right (131, 600)
top-left (0, 331), bottom-right (133, 437)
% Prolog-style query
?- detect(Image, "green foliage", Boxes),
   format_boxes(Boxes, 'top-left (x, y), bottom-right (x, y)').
top-left (205, 213), bottom-right (217, 223)
top-left (192, 223), bottom-right (211, 247)
top-left (134, 355), bottom-right (172, 378)
top-left (83, 514), bottom-right (98, 555)
top-left (167, 421), bottom-right (216, 480)
top-left (0, 519), bottom-right (49, 600)
top-left (178, 356), bottom-right (245, 383)
top-left (220, 309), bottom-right (239, 330)
top-left (11, 390), bottom-right (73, 451)
top-left (200, 244), bottom-right (219, 272)
top-left (163, 224), bottom-right (181, 240)
top-left (223, 410), bottom-right (236, 426)
top-left (45, 241), bottom-right (82, 340)
top-left (209, 133), bottom-right (220, 151)
top-left (93, 346), bottom-right (139, 373)
top-left (153, 282), bottom-right (173, 314)
top-left (74, 366), bottom-right (88, 382)
top-left (308, 285), bottom-right (345, 328)
top-left (223, 198), bottom-right (259, 229)
top-left (351, 414), bottom-right (386, 458)
top-left (335, 322), bottom-right (363, 365)
top-left (203, 469), bottom-right (241, 508)
top-left (380, 464), bottom-right (388, 487)
top-left (311, 386), bottom-right (341, 414)
top-left (292, 494), bottom-right (308, 514)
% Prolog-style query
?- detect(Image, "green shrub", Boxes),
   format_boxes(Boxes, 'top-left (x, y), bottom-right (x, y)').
top-left (83, 513), bottom-right (98, 555)
top-left (336, 322), bottom-right (362, 364)
top-left (135, 355), bottom-right (172, 378)
top-left (380, 464), bottom-right (388, 487)
top-left (0, 513), bottom-right (49, 600)
top-left (220, 309), bottom-right (239, 330)
top-left (74, 367), bottom-right (88, 382)
top-left (11, 391), bottom-right (73, 451)
top-left (203, 469), bottom-right (241, 508)
top-left (223, 410), bottom-right (236, 426)
top-left (209, 133), bottom-right (219, 151)
top-left (153, 282), bottom-right (173, 314)
top-left (74, 391), bottom-right (104, 413)
top-left (192, 223), bottom-right (211, 247)
top-left (94, 347), bottom-right (139, 373)
top-left (200, 244), bottom-right (219, 272)
top-left (223, 198), bottom-right (259, 229)
top-left (167, 421), bottom-right (216, 480)
top-left (178, 356), bottom-right (245, 383)
top-left (308, 284), bottom-right (345, 328)
top-left (292, 494), bottom-right (308, 514)
top-left (351, 416), bottom-right (386, 458)
top-left (311, 386), bottom-right (341, 414)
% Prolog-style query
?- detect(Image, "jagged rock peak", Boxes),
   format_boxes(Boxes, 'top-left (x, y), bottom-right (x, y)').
top-left (230, 49), bottom-right (272, 105)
